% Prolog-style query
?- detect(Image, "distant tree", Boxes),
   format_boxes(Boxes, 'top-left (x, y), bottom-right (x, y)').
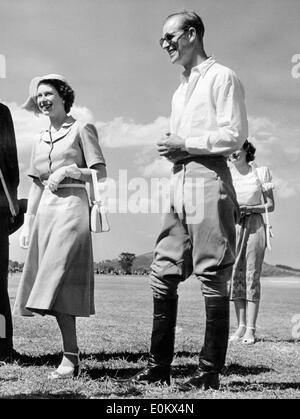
top-left (118, 252), bottom-right (136, 275)
top-left (8, 260), bottom-right (21, 273)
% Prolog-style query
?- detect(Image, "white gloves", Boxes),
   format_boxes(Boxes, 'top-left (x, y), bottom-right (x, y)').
top-left (46, 163), bottom-right (82, 192)
top-left (19, 213), bottom-right (36, 249)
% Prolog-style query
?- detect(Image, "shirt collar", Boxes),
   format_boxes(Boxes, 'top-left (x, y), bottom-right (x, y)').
top-left (181, 56), bottom-right (216, 82)
top-left (42, 116), bottom-right (76, 143)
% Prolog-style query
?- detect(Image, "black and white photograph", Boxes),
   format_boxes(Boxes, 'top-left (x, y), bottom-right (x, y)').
top-left (0, 0), bottom-right (299, 403)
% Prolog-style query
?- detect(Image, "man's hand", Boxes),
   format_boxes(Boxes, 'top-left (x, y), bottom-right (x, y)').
top-left (157, 133), bottom-right (190, 162)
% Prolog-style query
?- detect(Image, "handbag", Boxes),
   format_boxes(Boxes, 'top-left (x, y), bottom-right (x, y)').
top-left (252, 166), bottom-right (274, 251)
top-left (89, 169), bottom-right (110, 233)
top-left (0, 168), bottom-right (27, 235)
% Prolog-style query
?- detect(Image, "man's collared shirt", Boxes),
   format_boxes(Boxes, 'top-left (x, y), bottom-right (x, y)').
top-left (170, 57), bottom-right (248, 156)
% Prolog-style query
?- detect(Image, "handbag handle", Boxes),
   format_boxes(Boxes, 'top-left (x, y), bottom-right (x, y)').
top-left (251, 165), bottom-right (273, 248)
top-left (0, 167), bottom-right (17, 216)
top-left (89, 169), bottom-right (110, 232)
top-left (90, 169), bottom-right (101, 203)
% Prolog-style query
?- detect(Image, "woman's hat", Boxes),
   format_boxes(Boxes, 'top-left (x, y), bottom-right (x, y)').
top-left (22, 74), bottom-right (70, 114)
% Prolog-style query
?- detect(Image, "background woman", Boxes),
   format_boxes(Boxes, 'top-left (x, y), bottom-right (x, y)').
top-left (228, 140), bottom-right (275, 344)
top-left (14, 74), bottom-right (106, 377)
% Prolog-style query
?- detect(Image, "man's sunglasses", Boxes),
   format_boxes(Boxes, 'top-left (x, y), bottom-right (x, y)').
top-left (159, 28), bottom-right (189, 48)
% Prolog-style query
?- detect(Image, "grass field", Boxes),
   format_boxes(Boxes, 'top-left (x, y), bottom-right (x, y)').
top-left (0, 274), bottom-right (300, 399)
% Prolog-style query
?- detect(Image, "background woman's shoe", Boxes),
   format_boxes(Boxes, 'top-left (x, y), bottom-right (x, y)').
top-left (229, 324), bottom-right (246, 342)
top-left (48, 351), bottom-right (81, 379)
top-left (242, 326), bottom-right (256, 344)
top-left (228, 335), bottom-right (240, 342)
top-left (242, 337), bottom-right (256, 344)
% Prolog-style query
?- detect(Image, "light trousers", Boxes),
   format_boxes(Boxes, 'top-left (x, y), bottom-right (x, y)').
top-left (150, 157), bottom-right (240, 298)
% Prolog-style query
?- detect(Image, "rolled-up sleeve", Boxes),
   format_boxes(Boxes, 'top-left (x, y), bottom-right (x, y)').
top-left (79, 123), bottom-right (106, 168)
top-left (259, 167), bottom-right (274, 191)
top-left (185, 70), bottom-right (248, 155)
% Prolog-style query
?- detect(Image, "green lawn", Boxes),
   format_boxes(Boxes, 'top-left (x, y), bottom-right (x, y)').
top-left (0, 274), bottom-right (299, 399)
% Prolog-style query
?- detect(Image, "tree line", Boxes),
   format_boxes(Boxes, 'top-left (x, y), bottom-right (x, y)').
top-left (9, 253), bottom-right (150, 276)
top-left (94, 252), bottom-right (149, 276)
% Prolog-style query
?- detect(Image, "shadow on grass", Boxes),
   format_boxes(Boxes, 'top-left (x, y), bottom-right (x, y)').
top-left (222, 363), bottom-right (273, 376)
top-left (84, 362), bottom-right (273, 381)
top-left (13, 351), bottom-right (149, 367)
top-left (13, 352), bottom-right (64, 367)
top-left (13, 350), bottom-right (197, 366)
top-left (256, 337), bottom-right (300, 344)
top-left (85, 366), bottom-right (140, 380)
top-left (13, 351), bottom-right (273, 379)
top-left (1, 393), bottom-right (88, 399)
top-left (225, 381), bottom-right (300, 392)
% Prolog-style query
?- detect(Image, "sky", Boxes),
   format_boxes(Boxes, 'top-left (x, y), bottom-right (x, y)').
top-left (1, 0), bottom-right (300, 267)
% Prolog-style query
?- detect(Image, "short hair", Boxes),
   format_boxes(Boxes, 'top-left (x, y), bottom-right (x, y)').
top-left (165, 10), bottom-right (205, 41)
top-left (242, 140), bottom-right (256, 162)
top-left (38, 79), bottom-right (75, 113)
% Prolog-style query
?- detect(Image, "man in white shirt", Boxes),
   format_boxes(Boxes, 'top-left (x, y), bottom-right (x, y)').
top-left (131, 11), bottom-right (248, 390)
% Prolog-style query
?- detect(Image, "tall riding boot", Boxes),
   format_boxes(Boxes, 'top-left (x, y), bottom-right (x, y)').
top-left (179, 296), bottom-right (229, 391)
top-left (131, 296), bottom-right (178, 385)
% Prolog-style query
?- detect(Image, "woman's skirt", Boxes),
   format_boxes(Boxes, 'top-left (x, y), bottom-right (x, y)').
top-left (13, 185), bottom-right (95, 317)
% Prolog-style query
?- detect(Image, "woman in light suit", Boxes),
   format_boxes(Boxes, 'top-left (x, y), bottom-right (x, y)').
top-left (14, 74), bottom-right (106, 378)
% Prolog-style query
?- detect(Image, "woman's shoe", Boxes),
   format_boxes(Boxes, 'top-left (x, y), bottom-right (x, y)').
top-left (242, 327), bottom-right (256, 345)
top-left (229, 324), bottom-right (246, 342)
top-left (48, 352), bottom-right (81, 379)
